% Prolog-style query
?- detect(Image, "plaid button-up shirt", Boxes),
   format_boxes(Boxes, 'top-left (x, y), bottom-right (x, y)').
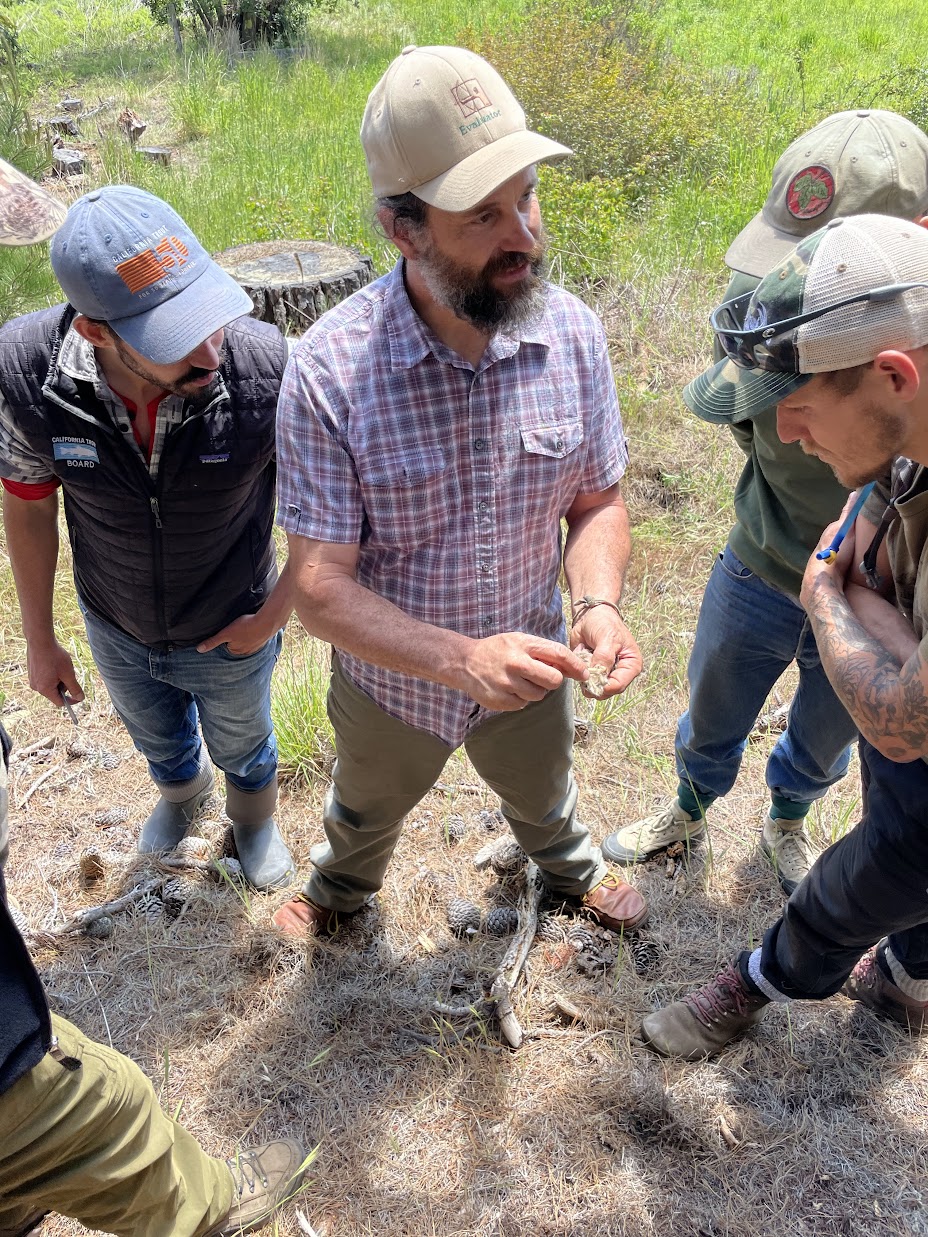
top-left (277, 261), bottom-right (628, 747)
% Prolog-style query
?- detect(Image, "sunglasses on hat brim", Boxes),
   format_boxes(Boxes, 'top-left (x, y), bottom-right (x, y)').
top-left (711, 281), bottom-right (928, 373)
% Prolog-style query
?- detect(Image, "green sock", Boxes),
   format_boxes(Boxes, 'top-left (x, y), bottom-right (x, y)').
top-left (676, 783), bottom-right (714, 819)
top-left (770, 796), bottom-right (812, 822)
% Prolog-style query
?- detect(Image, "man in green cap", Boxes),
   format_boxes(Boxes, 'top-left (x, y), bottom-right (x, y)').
top-left (641, 211), bottom-right (928, 1058)
top-left (602, 111), bottom-right (928, 895)
top-left (0, 155), bottom-right (306, 1236)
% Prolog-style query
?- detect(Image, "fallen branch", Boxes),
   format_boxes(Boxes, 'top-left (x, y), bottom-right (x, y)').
top-left (295, 1212), bottom-right (319, 1237)
top-left (17, 762), bottom-right (64, 809)
top-left (487, 859), bottom-right (542, 1049)
top-left (36, 880), bottom-right (162, 941)
top-left (14, 735), bottom-right (55, 759)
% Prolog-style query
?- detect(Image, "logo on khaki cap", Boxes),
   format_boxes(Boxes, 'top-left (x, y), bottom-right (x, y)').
top-left (361, 44), bottom-right (571, 212)
top-left (451, 79), bottom-right (491, 118)
top-left (786, 165), bottom-right (835, 220)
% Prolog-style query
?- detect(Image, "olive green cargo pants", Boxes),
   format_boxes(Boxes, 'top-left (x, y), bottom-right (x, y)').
top-left (303, 656), bottom-right (607, 912)
top-left (0, 1015), bottom-right (234, 1237)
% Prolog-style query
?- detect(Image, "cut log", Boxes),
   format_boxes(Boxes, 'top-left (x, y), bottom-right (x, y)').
top-left (43, 116), bottom-right (80, 137)
top-left (213, 240), bottom-right (374, 337)
top-left (137, 146), bottom-right (173, 165)
top-left (53, 148), bottom-right (86, 177)
top-left (60, 98), bottom-right (83, 113)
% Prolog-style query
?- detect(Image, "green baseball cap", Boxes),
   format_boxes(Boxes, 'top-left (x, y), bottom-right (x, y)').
top-left (725, 110), bottom-right (928, 278)
top-left (684, 213), bottom-right (928, 424)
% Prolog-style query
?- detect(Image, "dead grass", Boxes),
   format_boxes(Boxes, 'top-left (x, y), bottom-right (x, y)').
top-left (3, 262), bottom-right (926, 1237)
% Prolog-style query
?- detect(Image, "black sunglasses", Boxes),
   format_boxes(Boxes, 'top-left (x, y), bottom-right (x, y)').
top-left (711, 281), bottom-right (928, 373)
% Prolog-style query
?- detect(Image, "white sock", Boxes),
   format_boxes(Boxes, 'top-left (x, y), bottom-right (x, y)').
top-left (747, 948), bottom-right (791, 1003)
top-left (884, 943), bottom-right (928, 1002)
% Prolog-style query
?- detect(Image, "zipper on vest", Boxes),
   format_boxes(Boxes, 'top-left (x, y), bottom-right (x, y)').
top-left (150, 497), bottom-right (163, 529)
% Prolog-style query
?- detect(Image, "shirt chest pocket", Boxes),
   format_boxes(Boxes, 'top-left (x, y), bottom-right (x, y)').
top-left (519, 423), bottom-right (584, 458)
top-left (361, 445), bottom-right (455, 551)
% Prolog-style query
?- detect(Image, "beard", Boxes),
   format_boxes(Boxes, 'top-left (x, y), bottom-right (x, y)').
top-left (815, 400), bottom-right (908, 488)
top-left (112, 334), bottom-right (224, 402)
top-left (415, 231), bottom-right (549, 333)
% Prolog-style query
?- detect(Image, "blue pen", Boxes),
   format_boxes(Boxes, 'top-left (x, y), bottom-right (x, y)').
top-left (815, 481), bottom-right (877, 562)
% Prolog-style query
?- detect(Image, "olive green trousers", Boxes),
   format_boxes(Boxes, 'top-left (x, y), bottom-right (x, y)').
top-left (304, 657), bottom-right (607, 912)
top-left (0, 1015), bottom-right (233, 1237)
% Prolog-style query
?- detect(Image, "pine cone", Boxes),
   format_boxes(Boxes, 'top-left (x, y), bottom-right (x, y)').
top-left (66, 734), bottom-right (94, 759)
top-left (93, 806), bottom-right (129, 828)
top-left (162, 875), bottom-right (201, 918)
top-left (484, 906), bottom-right (519, 936)
top-left (536, 913), bottom-right (565, 943)
top-left (214, 857), bottom-right (244, 883)
top-left (566, 925), bottom-right (597, 953)
top-left (172, 836), bottom-right (213, 862)
top-left (133, 892), bottom-right (163, 922)
top-left (490, 838), bottom-right (526, 880)
top-left (84, 914), bottom-right (114, 939)
top-left (627, 936), bottom-right (664, 978)
top-left (447, 897), bottom-right (481, 937)
top-left (78, 846), bottom-right (105, 882)
top-left (97, 749), bottom-right (121, 771)
top-left (442, 815), bottom-right (466, 846)
top-left (477, 808), bottom-right (504, 833)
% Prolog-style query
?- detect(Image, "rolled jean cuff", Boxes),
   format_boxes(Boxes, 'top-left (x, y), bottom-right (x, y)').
top-left (154, 752), bottom-right (213, 803)
top-left (746, 947), bottom-right (791, 1003)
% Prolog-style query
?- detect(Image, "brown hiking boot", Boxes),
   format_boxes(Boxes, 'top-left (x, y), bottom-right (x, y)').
top-left (211, 1138), bottom-right (307, 1235)
top-left (843, 946), bottom-right (928, 1031)
top-left (272, 892), bottom-right (340, 937)
top-left (580, 870), bottom-right (648, 932)
top-left (641, 960), bottom-right (769, 1060)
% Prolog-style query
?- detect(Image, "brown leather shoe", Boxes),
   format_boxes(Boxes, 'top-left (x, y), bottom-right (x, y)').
top-left (580, 870), bottom-right (648, 932)
top-left (272, 892), bottom-right (340, 937)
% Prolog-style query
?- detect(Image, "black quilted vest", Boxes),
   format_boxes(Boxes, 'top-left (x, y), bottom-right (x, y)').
top-left (0, 306), bottom-right (286, 647)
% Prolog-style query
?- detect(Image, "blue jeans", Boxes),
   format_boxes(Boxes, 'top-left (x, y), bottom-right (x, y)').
top-left (675, 544), bottom-right (856, 811)
top-left (82, 607), bottom-right (280, 793)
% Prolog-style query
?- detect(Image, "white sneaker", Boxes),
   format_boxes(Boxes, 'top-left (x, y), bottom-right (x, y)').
top-left (602, 797), bottom-right (706, 866)
top-left (760, 812), bottom-right (817, 895)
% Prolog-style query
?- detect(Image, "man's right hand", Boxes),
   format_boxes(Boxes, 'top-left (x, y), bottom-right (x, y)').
top-left (26, 639), bottom-right (85, 708)
top-left (457, 632), bottom-right (588, 711)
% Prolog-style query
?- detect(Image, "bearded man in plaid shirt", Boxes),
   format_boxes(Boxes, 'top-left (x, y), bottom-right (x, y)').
top-left (272, 45), bottom-right (647, 937)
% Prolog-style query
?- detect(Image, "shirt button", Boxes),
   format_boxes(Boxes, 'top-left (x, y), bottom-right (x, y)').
top-left (482, 616), bottom-right (493, 628)
top-left (480, 562), bottom-right (491, 573)
top-left (477, 500), bottom-right (489, 512)
top-left (554, 438), bottom-right (564, 451)
top-left (473, 438), bottom-right (486, 451)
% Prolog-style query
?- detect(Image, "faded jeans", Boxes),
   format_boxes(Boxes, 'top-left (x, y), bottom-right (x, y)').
top-left (82, 606), bottom-right (280, 794)
top-left (675, 543), bottom-right (857, 813)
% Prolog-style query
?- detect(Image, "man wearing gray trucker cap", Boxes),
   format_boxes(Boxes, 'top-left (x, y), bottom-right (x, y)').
top-left (603, 110), bottom-right (928, 897)
top-left (641, 212), bottom-right (928, 1059)
top-left (0, 186), bottom-right (295, 890)
top-left (273, 45), bottom-right (647, 936)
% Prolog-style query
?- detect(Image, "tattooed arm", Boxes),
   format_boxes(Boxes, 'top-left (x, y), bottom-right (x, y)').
top-left (802, 520), bottom-right (928, 762)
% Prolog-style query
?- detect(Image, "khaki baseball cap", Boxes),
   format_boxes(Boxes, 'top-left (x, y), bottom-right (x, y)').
top-left (361, 45), bottom-right (571, 211)
top-left (725, 109), bottom-right (928, 278)
top-left (0, 155), bottom-right (67, 246)
top-left (686, 214), bottom-right (928, 424)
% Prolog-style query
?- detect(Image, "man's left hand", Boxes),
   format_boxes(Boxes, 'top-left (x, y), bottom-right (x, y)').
top-left (570, 607), bottom-right (642, 698)
top-left (197, 612), bottom-right (272, 656)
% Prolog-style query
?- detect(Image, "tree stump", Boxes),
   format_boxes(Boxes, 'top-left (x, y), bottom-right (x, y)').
top-left (213, 240), bottom-right (374, 337)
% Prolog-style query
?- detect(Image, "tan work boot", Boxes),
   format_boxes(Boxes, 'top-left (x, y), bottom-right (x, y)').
top-left (211, 1138), bottom-right (307, 1235)
top-left (641, 960), bottom-right (769, 1059)
top-left (601, 797), bottom-right (706, 865)
top-left (843, 944), bottom-right (928, 1031)
top-left (760, 812), bottom-right (817, 895)
top-left (272, 892), bottom-right (342, 937)
top-left (579, 870), bottom-right (648, 932)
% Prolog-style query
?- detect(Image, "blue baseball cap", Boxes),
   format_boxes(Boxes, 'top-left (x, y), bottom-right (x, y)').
top-left (50, 185), bottom-right (253, 365)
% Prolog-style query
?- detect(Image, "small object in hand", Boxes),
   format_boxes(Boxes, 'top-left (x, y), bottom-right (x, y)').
top-left (57, 683), bottom-right (79, 726)
top-left (574, 648), bottom-right (610, 700)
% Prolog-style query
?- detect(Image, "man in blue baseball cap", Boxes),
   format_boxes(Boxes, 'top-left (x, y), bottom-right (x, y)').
top-left (641, 212), bottom-right (928, 1058)
top-left (0, 185), bottom-right (295, 890)
top-left (0, 160), bottom-right (306, 1237)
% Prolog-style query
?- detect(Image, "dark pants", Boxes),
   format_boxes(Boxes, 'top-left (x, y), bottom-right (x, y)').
top-left (759, 740), bottom-right (928, 998)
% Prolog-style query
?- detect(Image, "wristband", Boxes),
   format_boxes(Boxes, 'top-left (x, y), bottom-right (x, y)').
top-left (571, 595), bottom-right (623, 625)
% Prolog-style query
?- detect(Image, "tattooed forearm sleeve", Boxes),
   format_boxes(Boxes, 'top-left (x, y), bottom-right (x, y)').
top-left (807, 575), bottom-right (928, 762)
